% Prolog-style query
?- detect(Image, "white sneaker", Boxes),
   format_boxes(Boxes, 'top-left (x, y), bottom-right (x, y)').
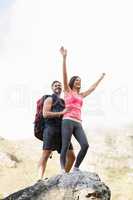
top-left (60, 169), bottom-right (66, 174)
top-left (73, 167), bottom-right (81, 172)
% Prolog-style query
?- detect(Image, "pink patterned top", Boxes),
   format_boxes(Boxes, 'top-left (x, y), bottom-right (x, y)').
top-left (63, 90), bottom-right (83, 121)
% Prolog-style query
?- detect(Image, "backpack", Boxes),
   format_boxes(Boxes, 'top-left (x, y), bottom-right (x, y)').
top-left (34, 95), bottom-right (51, 141)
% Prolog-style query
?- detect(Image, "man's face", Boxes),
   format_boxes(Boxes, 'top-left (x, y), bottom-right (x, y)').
top-left (52, 82), bottom-right (62, 95)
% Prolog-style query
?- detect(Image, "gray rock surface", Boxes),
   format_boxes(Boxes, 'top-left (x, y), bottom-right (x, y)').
top-left (3, 171), bottom-right (111, 200)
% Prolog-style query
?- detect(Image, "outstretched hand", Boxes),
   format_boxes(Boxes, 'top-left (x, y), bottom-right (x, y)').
top-left (60, 46), bottom-right (67, 57)
top-left (101, 73), bottom-right (106, 79)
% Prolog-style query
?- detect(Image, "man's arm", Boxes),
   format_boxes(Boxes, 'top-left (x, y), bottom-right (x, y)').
top-left (42, 97), bottom-right (66, 118)
top-left (80, 73), bottom-right (106, 98)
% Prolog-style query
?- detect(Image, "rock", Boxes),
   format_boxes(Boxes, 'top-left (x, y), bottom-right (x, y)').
top-left (0, 136), bottom-right (4, 140)
top-left (0, 152), bottom-right (19, 168)
top-left (4, 171), bottom-right (111, 200)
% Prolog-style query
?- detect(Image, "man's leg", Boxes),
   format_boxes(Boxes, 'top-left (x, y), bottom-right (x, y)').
top-left (65, 149), bottom-right (75, 172)
top-left (38, 149), bottom-right (52, 179)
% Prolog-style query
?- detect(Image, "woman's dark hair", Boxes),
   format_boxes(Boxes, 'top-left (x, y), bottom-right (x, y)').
top-left (69, 76), bottom-right (80, 89)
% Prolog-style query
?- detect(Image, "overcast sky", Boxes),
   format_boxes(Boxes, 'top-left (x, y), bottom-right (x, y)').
top-left (0, 0), bottom-right (133, 139)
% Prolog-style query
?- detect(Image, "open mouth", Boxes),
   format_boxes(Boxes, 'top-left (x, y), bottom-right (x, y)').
top-left (55, 88), bottom-right (62, 92)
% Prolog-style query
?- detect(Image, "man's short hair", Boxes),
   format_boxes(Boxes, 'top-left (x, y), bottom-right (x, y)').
top-left (51, 80), bottom-right (61, 87)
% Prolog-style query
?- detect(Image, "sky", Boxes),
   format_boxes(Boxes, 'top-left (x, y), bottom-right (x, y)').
top-left (0, 0), bottom-right (133, 139)
top-left (0, 0), bottom-right (14, 9)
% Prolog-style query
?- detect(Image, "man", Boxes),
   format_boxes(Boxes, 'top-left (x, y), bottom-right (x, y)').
top-left (38, 80), bottom-right (75, 179)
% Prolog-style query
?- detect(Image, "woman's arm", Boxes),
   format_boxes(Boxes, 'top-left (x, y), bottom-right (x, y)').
top-left (60, 46), bottom-right (70, 92)
top-left (80, 73), bottom-right (106, 98)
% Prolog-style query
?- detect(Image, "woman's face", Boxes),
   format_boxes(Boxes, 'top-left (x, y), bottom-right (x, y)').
top-left (73, 77), bottom-right (81, 89)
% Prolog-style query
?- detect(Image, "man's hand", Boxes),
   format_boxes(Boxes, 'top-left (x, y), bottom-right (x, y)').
top-left (60, 46), bottom-right (67, 58)
top-left (60, 108), bottom-right (69, 116)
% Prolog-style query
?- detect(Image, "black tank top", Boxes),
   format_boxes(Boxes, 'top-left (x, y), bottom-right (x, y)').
top-left (44, 93), bottom-right (65, 127)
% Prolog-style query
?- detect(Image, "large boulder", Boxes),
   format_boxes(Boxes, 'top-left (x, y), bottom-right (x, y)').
top-left (4, 171), bottom-right (111, 200)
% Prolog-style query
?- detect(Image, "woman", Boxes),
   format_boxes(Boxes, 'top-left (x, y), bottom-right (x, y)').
top-left (38, 80), bottom-right (75, 180)
top-left (60, 46), bottom-right (106, 172)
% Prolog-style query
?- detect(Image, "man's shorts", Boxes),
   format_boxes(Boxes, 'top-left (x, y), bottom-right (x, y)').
top-left (43, 125), bottom-right (73, 153)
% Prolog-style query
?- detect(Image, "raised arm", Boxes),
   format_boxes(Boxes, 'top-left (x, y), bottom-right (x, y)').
top-left (60, 46), bottom-right (70, 92)
top-left (80, 73), bottom-right (106, 98)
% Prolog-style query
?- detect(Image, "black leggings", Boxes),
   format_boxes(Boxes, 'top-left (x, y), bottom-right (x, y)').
top-left (60, 119), bottom-right (89, 169)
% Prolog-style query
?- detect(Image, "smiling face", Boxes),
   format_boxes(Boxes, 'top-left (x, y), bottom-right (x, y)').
top-left (51, 81), bottom-right (62, 95)
top-left (73, 77), bottom-right (81, 90)
top-left (69, 76), bottom-right (81, 91)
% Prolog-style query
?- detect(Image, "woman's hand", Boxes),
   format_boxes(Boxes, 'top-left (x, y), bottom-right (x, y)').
top-left (80, 73), bottom-right (106, 98)
top-left (101, 73), bottom-right (106, 79)
top-left (60, 46), bottom-right (70, 92)
top-left (60, 46), bottom-right (67, 58)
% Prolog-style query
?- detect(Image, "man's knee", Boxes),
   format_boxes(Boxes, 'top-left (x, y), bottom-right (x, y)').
top-left (42, 150), bottom-right (52, 161)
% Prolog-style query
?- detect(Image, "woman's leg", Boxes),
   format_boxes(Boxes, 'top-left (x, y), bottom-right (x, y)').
top-left (60, 120), bottom-right (73, 170)
top-left (65, 149), bottom-right (76, 172)
top-left (73, 123), bottom-right (89, 168)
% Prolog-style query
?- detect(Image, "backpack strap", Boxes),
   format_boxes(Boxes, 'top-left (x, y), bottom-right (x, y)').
top-left (51, 93), bottom-right (57, 104)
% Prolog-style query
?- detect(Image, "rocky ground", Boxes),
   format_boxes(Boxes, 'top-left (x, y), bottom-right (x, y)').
top-left (4, 171), bottom-right (111, 200)
top-left (0, 137), bottom-right (61, 198)
top-left (0, 126), bottom-right (133, 199)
